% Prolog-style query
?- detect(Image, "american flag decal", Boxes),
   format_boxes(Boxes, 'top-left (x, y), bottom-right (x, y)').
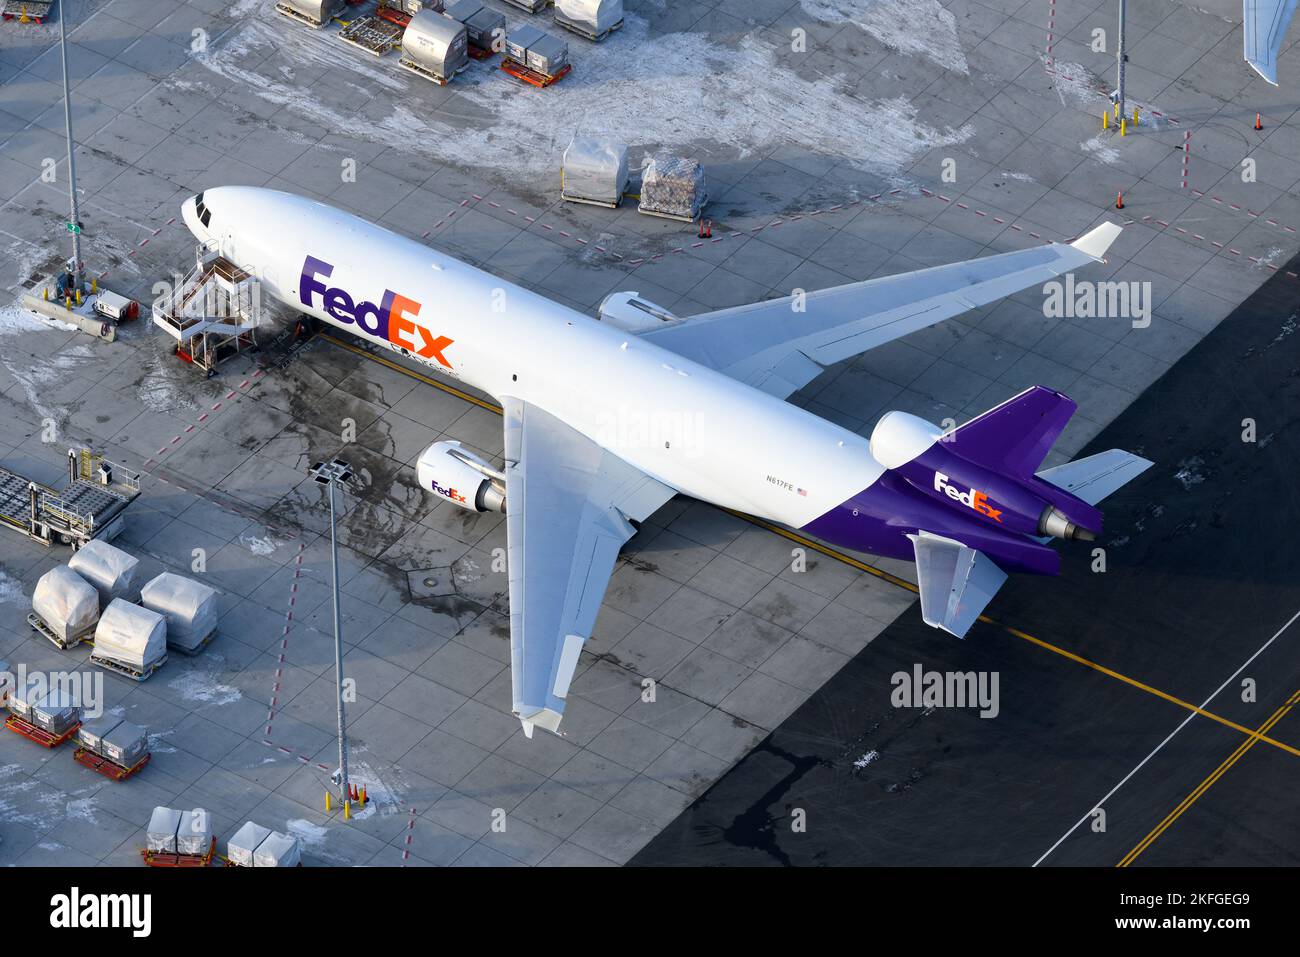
top-left (797, 488), bottom-right (807, 496)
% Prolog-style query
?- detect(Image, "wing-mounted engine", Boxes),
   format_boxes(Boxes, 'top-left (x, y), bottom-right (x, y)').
top-left (417, 440), bottom-right (506, 512)
top-left (597, 291), bottom-right (679, 333)
top-left (869, 391), bottom-right (1103, 541)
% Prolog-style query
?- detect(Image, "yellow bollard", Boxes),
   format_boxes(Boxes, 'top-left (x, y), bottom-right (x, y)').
top-left (19, 5), bottom-right (28, 23)
top-left (344, 800), bottom-right (351, 820)
top-left (1133, 106), bottom-right (1139, 125)
top-left (75, 289), bottom-right (82, 305)
top-left (325, 791), bottom-right (332, 812)
top-left (43, 288), bottom-right (48, 301)
top-left (360, 786), bottom-right (367, 805)
top-left (1102, 111), bottom-right (1109, 130)
top-left (91, 277), bottom-right (97, 294)
top-left (1120, 117), bottom-right (1127, 137)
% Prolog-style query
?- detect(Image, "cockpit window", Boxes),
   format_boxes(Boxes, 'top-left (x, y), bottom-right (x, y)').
top-left (194, 193), bottom-right (212, 228)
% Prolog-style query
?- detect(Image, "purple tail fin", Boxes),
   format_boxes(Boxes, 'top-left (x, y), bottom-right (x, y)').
top-left (949, 386), bottom-right (1076, 477)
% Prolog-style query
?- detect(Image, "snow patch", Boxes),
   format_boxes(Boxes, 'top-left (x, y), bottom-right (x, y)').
top-left (239, 532), bottom-right (279, 557)
top-left (168, 668), bottom-right (242, 707)
top-left (1080, 134), bottom-right (1120, 165)
top-left (802, 0), bottom-right (968, 74)
top-left (853, 749), bottom-right (880, 769)
top-left (0, 569), bottom-right (25, 605)
top-left (191, 15), bottom-right (973, 183)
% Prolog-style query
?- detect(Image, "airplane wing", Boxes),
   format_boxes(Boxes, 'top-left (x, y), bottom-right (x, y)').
top-left (638, 223), bottom-right (1122, 399)
top-left (908, 531), bottom-right (1008, 638)
top-left (1244, 0), bottom-right (1298, 84)
top-left (1037, 449), bottom-right (1153, 506)
top-left (502, 397), bottom-right (677, 737)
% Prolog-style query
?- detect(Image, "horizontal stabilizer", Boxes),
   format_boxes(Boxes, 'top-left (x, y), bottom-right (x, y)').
top-left (909, 531), bottom-right (1008, 638)
top-left (949, 386), bottom-right (1076, 477)
top-left (1036, 449), bottom-right (1153, 506)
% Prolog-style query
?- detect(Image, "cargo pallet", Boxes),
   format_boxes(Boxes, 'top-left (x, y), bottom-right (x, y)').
top-left (339, 15), bottom-right (402, 56)
top-left (397, 55), bottom-right (464, 85)
top-left (90, 652), bottom-right (167, 682)
top-left (501, 57), bottom-right (570, 87)
top-left (27, 611), bottom-right (94, 651)
top-left (467, 43), bottom-right (496, 59)
top-left (73, 746), bottom-right (151, 781)
top-left (168, 629), bottom-right (216, 657)
top-left (142, 836), bottom-right (216, 868)
top-left (5, 713), bottom-right (81, 748)
top-left (553, 11), bottom-right (623, 41)
top-left (1, 0), bottom-right (52, 22)
top-left (375, 5), bottom-right (409, 27)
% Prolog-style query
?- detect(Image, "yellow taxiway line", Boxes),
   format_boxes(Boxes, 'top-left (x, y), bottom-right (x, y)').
top-left (1118, 688), bottom-right (1300, 866)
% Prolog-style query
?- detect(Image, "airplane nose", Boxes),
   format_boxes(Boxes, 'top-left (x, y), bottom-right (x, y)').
top-left (181, 194), bottom-right (199, 232)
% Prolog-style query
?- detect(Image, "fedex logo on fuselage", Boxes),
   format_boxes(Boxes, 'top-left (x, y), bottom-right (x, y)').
top-left (934, 472), bottom-right (1003, 522)
top-left (300, 256), bottom-right (453, 368)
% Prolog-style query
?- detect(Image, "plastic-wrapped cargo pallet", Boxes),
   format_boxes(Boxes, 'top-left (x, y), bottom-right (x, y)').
top-left (254, 830), bottom-right (302, 867)
top-left (504, 24), bottom-right (543, 64)
top-left (562, 137), bottom-right (629, 207)
top-left (227, 821), bottom-right (273, 867)
top-left (147, 807), bottom-right (183, 853)
top-left (554, 0), bottom-right (623, 39)
top-left (31, 566), bottom-right (99, 643)
top-left (92, 599), bottom-right (167, 676)
top-left (399, 10), bottom-right (469, 83)
top-left (68, 539), bottom-right (139, 605)
top-left (176, 808), bottom-right (213, 856)
top-left (639, 153), bottom-right (707, 221)
top-left (140, 572), bottom-right (217, 654)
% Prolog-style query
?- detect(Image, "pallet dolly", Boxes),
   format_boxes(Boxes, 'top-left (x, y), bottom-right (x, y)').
top-left (141, 836), bottom-right (216, 868)
top-left (501, 58), bottom-right (571, 87)
top-left (5, 713), bottom-right (81, 748)
top-left (90, 652), bottom-right (167, 682)
top-left (27, 612), bottom-right (93, 651)
top-left (73, 746), bottom-right (151, 781)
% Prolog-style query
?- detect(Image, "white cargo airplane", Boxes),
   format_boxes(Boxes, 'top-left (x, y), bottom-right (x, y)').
top-left (181, 187), bottom-right (1139, 737)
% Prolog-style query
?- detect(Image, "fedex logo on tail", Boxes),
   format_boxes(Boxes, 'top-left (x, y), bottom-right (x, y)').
top-left (300, 256), bottom-right (453, 368)
top-left (934, 472), bottom-right (1003, 523)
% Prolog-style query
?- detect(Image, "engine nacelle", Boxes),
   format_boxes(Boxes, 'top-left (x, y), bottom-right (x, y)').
top-left (870, 411), bottom-right (1097, 540)
top-left (596, 291), bottom-right (678, 333)
top-left (416, 440), bottom-right (505, 513)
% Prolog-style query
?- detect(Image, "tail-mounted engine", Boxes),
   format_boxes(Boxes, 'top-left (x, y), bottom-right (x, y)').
top-left (416, 440), bottom-right (506, 513)
top-left (869, 410), bottom-right (1099, 541)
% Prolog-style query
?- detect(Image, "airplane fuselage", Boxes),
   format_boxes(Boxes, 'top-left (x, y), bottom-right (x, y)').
top-left (181, 188), bottom-right (1059, 575)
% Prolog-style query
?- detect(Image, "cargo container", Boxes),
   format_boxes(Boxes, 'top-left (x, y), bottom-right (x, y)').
top-left (399, 11), bottom-right (470, 84)
top-left (554, 0), bottom-right (623, 40)
top-left (227, 821), bottom-right (273, 867)
top-left (91, 599), bottom-right (167, 680)
top-left (140, 572), bottom-right (218, 655)
top-left (254, 830), bottom-right (302, 867)
top-left (504, 24), bottom-right (544, 64)
top-left (147, 807), bottom-right (183, 853)
top-left (464, 7), bottom-right (504, 51)
top-left (30, 565), bottom-right (99, 647)
top-left (31, 687), bottom-right (80, 735)
top-left (101, 720), bottom-right (148, 768)
top-left (276, 0), bottom-right (345, 28)
top-left (526, 34), bottom-right (569, 77)
top-left (77, 714), bottom-right (122, 755)
top-left (177, 808), bottom-right (213, 857)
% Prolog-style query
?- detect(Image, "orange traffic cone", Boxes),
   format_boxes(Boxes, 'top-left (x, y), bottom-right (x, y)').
top-left (1255, 112), bottom-right (1263, 131)
top-left (1115, 191), bottom-right (1125, 210)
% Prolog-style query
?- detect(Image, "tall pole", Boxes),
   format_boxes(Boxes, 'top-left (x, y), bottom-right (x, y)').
top-left (57, 2), bottom-right (83, 283)
top-left (328, 476), bottom-right (349, 804)
top-left (1116, 0), bottom-right (1127, 124)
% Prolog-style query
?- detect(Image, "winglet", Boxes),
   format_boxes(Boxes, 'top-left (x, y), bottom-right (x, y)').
top-left (1070, 221), bottom-right (1123, 261)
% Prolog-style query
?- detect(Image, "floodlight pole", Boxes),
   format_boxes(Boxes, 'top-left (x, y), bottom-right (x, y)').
top-left (57, 1), bottom-right (83, 283)
top-left (311, 459), bottom-right (353, 806)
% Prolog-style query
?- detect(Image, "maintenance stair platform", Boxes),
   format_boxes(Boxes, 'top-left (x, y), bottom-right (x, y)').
top-left (153, 241), bottom-right (261, 375)
top-left (0, 449), bottom-right (140, 548)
